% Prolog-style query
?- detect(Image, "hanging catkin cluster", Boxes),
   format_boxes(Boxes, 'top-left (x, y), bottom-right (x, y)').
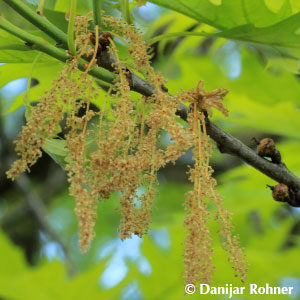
top-left (7, 13), bottom-right (100, 251)
top-left (89, 15), bottom-right (194, 241)
top-left (6, 14), bottom-right (92, 181)
top-left (6, 13), bottom-right (247, 283)
top-left (178, 81), bottom-right (247, 284)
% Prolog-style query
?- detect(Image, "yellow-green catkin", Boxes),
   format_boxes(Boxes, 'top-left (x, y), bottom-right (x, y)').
top-left (179, 81), bottom-right (247, 284)
top-left (6, 12), bottom-right (248, 283)
top-left (99, 15), bottom-right (194, 240)
top-left (63, 14), bottom-right (100, 252)
top-left (6, 55), bottom-right (77, 181)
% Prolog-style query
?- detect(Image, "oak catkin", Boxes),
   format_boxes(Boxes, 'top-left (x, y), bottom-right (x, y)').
top-left (7, 13), bottom-right (247, 283)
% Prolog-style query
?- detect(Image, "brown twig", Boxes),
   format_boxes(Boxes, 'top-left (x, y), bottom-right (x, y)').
top-left (15, 174), bottom-right (77, 275)
top-left (95, 36), bottom-right (300, 206)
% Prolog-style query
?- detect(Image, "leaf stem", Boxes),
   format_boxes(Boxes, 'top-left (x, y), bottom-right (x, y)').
top-left (0, 16), bottom-right (68, 60)
top-left (2, 0), bottom-right (68, 48)
top-left (0, 16), bottom-right (114, 83)
top-left (36, 0), bottom-right (45, 16)
top-left (119, 0), bottom-right (132, 24)
top-left (92, 0), bottom-right (101, 27)
top-left (24, 52), bottom-right (41, 119)
top-left (67, 0), bottom-right (77, 56)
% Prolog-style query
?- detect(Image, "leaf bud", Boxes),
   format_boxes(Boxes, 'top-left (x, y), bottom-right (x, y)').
top-left (257, 138), bottom-right (281, 164)
top-left (267, 183), bottom-right (289, 203)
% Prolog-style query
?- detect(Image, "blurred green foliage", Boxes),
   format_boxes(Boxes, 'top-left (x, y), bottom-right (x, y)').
top-left (0, 0), bottom-right (300, 299)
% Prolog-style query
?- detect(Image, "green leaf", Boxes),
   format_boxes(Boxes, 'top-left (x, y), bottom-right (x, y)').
top-left (149, 0), bottom-right (296, 29)
top-left (229, 96), bottom-right (300, 140)
top-left (149, 0), bottom-right (300, 72)
top-left (0, 228), bottom-right (132, 300)
top-left (43, 8), bottom-right (68, 33)
top-left (216, 12), bottom-right (300, 65)
top-left (0, 231), bottom-right (27, 276)
top-left (0, 30), bottom-right (53, 63)
top-left (55, 0), bottom-right (92, 15)
top-left (0, 62), bottom-right (63, 113)
top-left (43, 138), bottom-right (68, 169)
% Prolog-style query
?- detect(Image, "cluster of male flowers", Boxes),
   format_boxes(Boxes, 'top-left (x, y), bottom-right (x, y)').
top-left (6, 13), bottom-right (247, 284)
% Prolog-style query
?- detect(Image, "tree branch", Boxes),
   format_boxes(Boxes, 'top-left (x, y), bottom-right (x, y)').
top-left (96, 45), bottom-right (300, 206)
top-left (1, 0), bottom-right (299, 206)
top-left (205, 120), bottom-right (300, 189)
